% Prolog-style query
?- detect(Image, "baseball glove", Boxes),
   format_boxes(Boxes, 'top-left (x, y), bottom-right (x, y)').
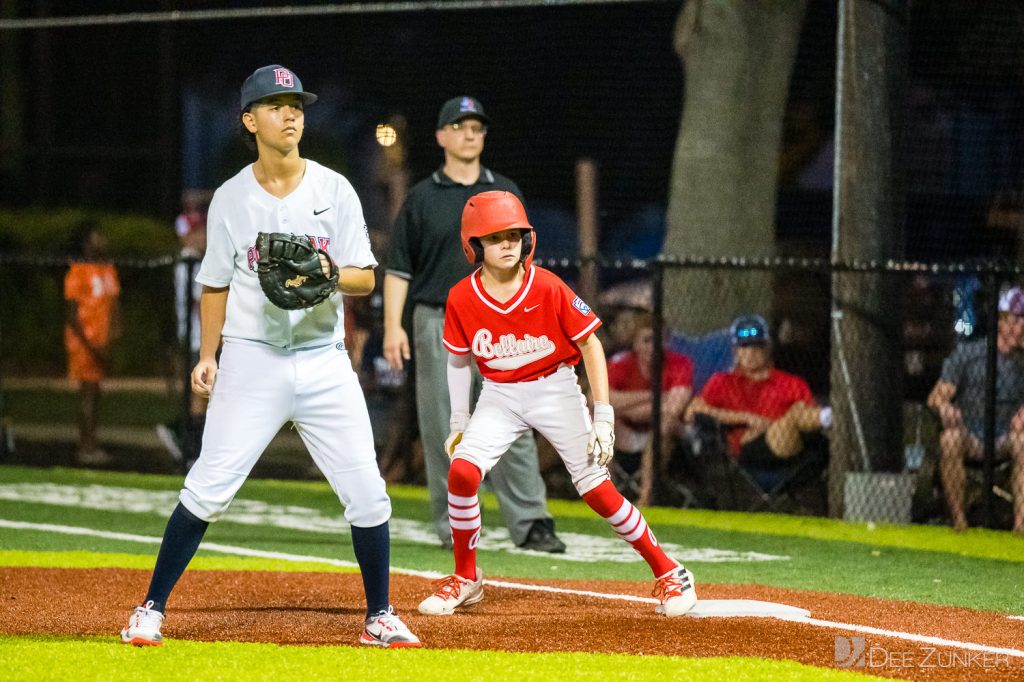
top-left (255, 232), bottom-right (339, 310)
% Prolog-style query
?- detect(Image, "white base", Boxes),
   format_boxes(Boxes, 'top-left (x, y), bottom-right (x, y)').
top-left (685, 599), bottom-right (810, 619)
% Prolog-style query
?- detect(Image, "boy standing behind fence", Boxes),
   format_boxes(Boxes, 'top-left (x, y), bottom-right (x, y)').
top-left (64, 220), bottom-right (121, 465)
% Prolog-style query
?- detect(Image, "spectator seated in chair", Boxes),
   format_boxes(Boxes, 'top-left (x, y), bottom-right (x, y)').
top-left (685, 314), bottom-right (831, 495)
top-left (926, 286), bottom-right (1024, 534)
top-left (607, 313), bottom-right (693, 493)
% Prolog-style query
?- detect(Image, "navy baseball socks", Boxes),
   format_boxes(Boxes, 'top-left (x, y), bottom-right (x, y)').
top-left (351, 521), bottom-right (391, 616)
top-left (123, 507), bottom-right (421, 647)
top-left (351, 521), bottom-right (422, 647)
top-left (144, 503), bottom-right (210, 614)
top-left (142, 507), bottom-right (392, 617)
top-left (123, 503), bottom-right (209, 644)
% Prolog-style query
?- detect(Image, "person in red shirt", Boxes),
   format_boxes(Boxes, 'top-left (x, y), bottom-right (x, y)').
top-left (608, 312), bottom-right (693, 483)
top-left (417, 191), bottom-right (696, 618)
top-left (686, 314), bottom-right (830, 490)
top-left (64, 220), bottom-right (121, 465)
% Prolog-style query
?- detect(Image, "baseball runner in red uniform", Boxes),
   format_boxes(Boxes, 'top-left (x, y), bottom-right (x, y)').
top-left (417, 191), bottom-right (697, 617)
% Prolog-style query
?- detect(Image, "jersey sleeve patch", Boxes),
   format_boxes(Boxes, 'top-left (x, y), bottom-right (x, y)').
top-left (572, 296), bottom-right (591, 315)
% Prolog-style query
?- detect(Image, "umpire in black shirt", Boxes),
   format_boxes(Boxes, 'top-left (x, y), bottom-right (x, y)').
top-left (383, 96), bottom-right (564, 552)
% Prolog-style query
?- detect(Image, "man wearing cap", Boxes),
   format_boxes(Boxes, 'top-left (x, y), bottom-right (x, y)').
top-left (928, 286), bottom-right (1024, 533)
top-left (383, 96), bottom-right (564, 552)
top-left (685, 314), bottom-right (831, 493)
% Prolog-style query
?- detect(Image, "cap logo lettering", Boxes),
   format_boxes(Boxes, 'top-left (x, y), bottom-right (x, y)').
top-left (460, 97), bottom-right (477, 112)
top-left (274, 69), bottom-right (294, 87)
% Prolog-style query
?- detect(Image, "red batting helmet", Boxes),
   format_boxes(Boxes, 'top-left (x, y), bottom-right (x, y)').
top-left (461, 191), bottom-right (536, 265)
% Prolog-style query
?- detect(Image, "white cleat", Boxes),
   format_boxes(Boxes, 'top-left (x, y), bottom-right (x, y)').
top-left (359, 606), bottom-right (422, 648)
top-left (418, 570), bottom-right (484, 615)
top-left (653, 566), bottom-right (698, 617)
top-left (120, 601), bottom-right (165, 646)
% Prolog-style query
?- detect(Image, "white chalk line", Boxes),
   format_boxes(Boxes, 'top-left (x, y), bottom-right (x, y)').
top-left (774, 614), bottom-right (1024, 659)
top-left (2, 518), bottom-right (1022, 659)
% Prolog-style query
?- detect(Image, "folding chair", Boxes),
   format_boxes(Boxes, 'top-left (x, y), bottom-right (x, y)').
top-left (741, 441), bottom-right (828, 514)
top-left (909, 407), bottom-right (1016, 529)
top-left (680, 414), bottom-right (828, 514)
top-left (963, 458), bottom-right (1015, 528)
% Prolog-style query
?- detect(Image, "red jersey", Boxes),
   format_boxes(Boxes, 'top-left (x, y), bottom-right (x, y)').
top-left (608, 350), bottom-right (693, 393)
top-left (444, 265), bottom-right (601, 383)
top-left (700, 367), bottom-right (814, 454)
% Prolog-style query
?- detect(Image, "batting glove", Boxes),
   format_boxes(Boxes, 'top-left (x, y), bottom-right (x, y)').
top-left (588, 402), bottom-right (616, 467)
top-left (445, 411), bottom-right (471, 459)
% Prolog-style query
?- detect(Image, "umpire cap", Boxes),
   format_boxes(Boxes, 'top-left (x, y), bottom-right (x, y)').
top-left (240, 64), bottom-right (318, 111)
top-left (437, 96), bottom-right (491, 129)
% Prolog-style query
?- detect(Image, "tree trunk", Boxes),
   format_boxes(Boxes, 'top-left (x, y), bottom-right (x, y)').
top-left (664, 0), bottom-right (806, 333)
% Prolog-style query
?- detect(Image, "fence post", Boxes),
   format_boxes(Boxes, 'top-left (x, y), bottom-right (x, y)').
top-left (180, 256), bottom-right (197, 460)
top-left (643, 258), bottom-right (666, 507)
top-left (982, 274), bottom-right (998, 529)
top-left (575, 158), bottom-right (600, 309)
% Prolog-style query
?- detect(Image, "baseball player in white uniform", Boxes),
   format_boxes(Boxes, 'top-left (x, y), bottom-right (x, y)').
top-left (120, 64), bottom-right (420, 648)
top-left (417, 190), bottom-right (697, 617)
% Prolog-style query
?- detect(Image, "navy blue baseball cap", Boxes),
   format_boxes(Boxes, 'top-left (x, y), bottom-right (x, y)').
top-left (730, 314), bottom-right (771, 347)
top-left (240, 64), bottom-right (318, 111)
top-left (437, 96), bottom-right (491, 129)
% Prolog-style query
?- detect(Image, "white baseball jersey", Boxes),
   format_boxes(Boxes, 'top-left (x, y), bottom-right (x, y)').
top-left (197, 159), bottom-right (376, 350)
top-left (179, 159), bottom-right (390, 528)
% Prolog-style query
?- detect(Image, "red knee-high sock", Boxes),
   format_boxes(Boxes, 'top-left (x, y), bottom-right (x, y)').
top-left (582, 481), bottom-right (678, 577)
top-left (448, 458), bottom-right (483, 581)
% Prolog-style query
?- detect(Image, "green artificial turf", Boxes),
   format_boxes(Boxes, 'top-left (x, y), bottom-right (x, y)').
top-left (0, 636), bottom-right (888, 682)
top-left (0, 465), bottom-right (1021, 613)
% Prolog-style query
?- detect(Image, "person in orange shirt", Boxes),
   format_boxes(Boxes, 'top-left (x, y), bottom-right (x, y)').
top-left (64, 220), bottom-right (121, 465)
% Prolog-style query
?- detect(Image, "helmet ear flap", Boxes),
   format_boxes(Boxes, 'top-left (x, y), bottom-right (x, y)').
top-left (469, 237), bottom-right (484, 264)
top-left (520, 231), bottom-right (534, 263)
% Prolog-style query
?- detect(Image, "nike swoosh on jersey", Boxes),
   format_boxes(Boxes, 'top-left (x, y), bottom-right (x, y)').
top-left (313, 207), bottom-right (331, 215)
top-left (524, 305), bottom-right (540, 312)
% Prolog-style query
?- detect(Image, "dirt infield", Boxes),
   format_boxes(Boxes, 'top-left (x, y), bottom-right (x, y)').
top-left (1, 567), bottom-right (1021, 680)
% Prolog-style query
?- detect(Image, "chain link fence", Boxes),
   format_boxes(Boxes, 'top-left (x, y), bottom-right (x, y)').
top-left (0, 252), bottom-right (1021, 530)
top-left (649, 257), bottom-right (1023, 529)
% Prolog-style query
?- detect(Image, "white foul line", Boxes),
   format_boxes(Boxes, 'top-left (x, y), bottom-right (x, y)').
top-left (2, 518), bottom-right (1022, 659)
top-left (774, 615), bottom-right (1024, 659)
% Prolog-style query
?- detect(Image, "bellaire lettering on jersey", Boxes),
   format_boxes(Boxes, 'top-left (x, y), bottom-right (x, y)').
top-left (196, 159), bottom-right (376, 350)
top-left (443, 265), bottom-right (602, 382)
